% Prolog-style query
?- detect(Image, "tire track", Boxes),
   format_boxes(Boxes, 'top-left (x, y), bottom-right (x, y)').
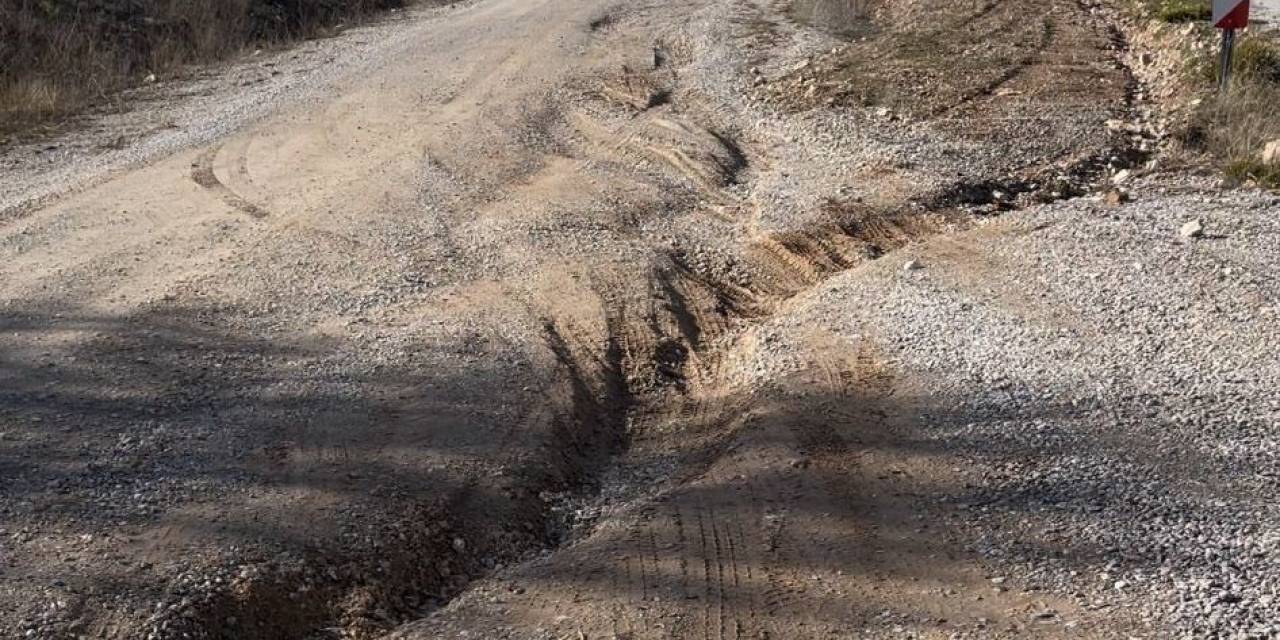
top-left (190, 145), bottom-right (270, 219)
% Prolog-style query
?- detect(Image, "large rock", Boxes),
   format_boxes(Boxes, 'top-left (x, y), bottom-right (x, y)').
top-left (1262, 140), bottom-right (1280, 165)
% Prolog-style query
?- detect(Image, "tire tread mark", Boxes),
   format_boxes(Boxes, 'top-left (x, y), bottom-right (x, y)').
top-left (709, 505), bottom-right (727, 640)
top-left (697, 507), bottom-right (714, 640)
top-left (191, 146), bottom-right (269, 219)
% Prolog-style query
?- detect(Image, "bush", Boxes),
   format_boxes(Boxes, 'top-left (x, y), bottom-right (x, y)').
top-left (1233, 36), bottom-right (1280, 83)
top-left (1156, 0), bottom-right (1211, 23)
top-left (1224, 156), bottom-right (1280, 187)
top-left (0, 0), bottom-right (410, 135)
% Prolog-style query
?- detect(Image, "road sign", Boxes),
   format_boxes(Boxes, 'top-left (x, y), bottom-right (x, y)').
top-left (1214, 0), bottom-right (1251, 29)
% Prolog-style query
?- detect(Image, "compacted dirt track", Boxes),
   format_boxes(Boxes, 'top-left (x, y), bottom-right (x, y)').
top-left (8, 0), bottom-right (1277, 639)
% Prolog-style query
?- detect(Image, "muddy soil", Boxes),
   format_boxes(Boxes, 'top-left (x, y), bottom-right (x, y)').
top-left (0, 0), bottom-right (1214, 639)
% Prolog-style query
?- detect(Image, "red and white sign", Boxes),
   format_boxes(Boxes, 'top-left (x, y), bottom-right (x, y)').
top-left (1214, 0), bottom-right (1251, 29)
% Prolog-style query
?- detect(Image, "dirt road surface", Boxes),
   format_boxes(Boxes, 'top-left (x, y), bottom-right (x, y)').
top-left (3, 1), bottom-right (1278, 639)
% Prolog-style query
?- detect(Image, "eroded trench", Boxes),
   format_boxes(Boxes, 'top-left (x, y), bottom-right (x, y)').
top-left (137, 0), bottom-right (1151, 637)
top-left (141, 175), bottom-right (1137, 640)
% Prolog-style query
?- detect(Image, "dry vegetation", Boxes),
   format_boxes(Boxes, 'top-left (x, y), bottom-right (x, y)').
top-left (0, 0), bottom-right (414, 135)
top-left (1187, 37), bottom-right (1280, 186)
top-left (1149, 0), bottom-right (1212, 23)
top-left (1127, 0), bottom-right (1280, 186)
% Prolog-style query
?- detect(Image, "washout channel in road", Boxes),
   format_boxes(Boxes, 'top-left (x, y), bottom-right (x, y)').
top-left (1, 0), bottom-right (1221, 638)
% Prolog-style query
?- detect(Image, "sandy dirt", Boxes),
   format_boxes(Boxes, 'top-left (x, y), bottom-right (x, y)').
top-left (2, 1), bottom-right (1276, 639)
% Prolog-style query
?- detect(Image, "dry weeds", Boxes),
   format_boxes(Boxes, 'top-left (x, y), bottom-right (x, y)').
top-left (0, 0), bottom-right (416, 136)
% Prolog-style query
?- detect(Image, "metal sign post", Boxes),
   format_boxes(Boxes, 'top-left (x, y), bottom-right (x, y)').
top-left (1214, 0), bottom-right (1252, 91)
top-left (1220, 28), bottom-right (1237, 91)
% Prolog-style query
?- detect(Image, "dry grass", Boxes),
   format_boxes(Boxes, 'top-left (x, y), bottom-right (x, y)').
top-left (1233, 36), bottom-right (1280, 83)
top-left (1224, 155), bottom-right (1280, 185)
top-left (0, 0), bottom-right (414, 136)
top-left (1129, 0), bottom-right (1211, 23)
top-left (1182, 82), bottom-right (1280, 186)
top-left (1190, 35), bottom-right (1280, 187)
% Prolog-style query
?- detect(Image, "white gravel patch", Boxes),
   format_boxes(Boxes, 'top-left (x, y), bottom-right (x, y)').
top-left (744, 177), bottom-right (1280, 638)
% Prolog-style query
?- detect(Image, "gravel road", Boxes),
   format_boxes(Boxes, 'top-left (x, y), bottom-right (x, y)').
top-left (1, 0), bottom-right (1277, 639)
top-left (1257, 0), bottom-right (1280, 29)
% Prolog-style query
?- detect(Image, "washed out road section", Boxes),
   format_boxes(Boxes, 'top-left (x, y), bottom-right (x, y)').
top-left (4, 0), bottom-right (1275, 639)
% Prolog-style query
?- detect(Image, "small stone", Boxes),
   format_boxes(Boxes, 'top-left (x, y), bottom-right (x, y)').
top-left (1103, 189), bottom-right (1128, 207)
top-left (904, 260), bottom-right (923, 271)
top-left (1113, 580), bottom-right (1129, 590)
top-left (1180, 220), bottom-right (1204, 239)
top-left (452, 537), bottom-right (466, 552)
top-left (1111, 169), bottom-right (1132, 185)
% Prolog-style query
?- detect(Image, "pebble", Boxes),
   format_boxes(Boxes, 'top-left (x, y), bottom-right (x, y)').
top-left (1180, 219), bottom-right (1205, 238)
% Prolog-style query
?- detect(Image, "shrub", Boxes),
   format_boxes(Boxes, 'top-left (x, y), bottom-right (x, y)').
top-left (1233, 36), bottom-right (1280, 83)
top-left (1156, 0), bottom-right (1211, 23)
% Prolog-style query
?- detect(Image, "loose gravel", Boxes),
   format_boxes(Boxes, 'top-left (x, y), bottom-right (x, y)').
top-left (743, 175), bottom-right (1280, 637)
